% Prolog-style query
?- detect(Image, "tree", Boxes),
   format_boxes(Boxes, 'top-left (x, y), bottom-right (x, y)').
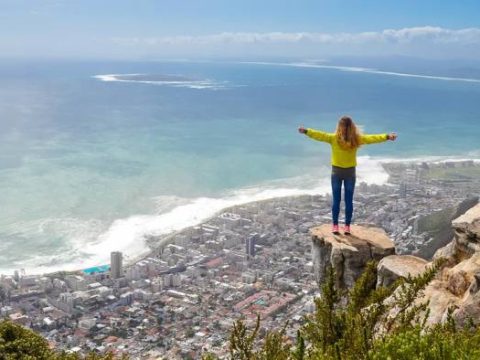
top-left (0, 320), bottom-right (54, 359)
top-left (0, 320), bottom-right (128, 359)
top-left (207, 258), bottom-right (480, 360)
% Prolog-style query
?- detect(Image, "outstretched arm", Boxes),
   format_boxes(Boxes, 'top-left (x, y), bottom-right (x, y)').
top-left (298, 126), bottom-right (334, 144)
top-left (361, 132), bottom-right (397, 145)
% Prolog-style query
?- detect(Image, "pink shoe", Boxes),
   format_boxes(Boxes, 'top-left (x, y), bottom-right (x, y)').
top-left (343, 225), bottom-right (351, 235)
top-left (332, 224), bottom-right (340, 234)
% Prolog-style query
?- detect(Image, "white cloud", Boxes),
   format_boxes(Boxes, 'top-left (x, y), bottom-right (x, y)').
top-left (109, 26), bottom-right (480, 59)
top-left (112, 26), bottom-right (480, 46)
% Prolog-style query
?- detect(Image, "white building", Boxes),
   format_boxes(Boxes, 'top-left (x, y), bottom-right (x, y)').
top-left (65, 275), bottom-right (87, 291)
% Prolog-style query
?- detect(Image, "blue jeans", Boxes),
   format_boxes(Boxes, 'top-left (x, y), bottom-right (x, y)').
top-left (331, 172), bottom-right (356, 226)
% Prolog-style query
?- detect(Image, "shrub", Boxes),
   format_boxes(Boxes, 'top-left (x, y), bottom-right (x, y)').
top-left (203, 258), bottom-right (480, 360)
top-left (0, 320), bottom-right (126, 360)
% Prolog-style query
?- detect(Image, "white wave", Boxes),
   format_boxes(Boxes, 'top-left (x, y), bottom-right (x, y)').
top-left (0, 175), bottom-right (329, 275)
top-left (93, 73), bottom-right (143, 82)
top-left (92, 73), bottom-right (228, 90)
top-left (356, 156), bottom-right (390, 184)
top-left (373, 155), bottom-right (480, 165)
top-left (242, 61), bottom-right (480, 84)
top-left (79, 176), bottom-right (333, 269)
top-left (0, 217), bottom-right (106, 275)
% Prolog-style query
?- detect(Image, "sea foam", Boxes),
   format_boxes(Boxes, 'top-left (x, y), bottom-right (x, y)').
top-left (92, 73), bottom-right (228, 90)
top-left (243, 61), bottom-right (480, 84)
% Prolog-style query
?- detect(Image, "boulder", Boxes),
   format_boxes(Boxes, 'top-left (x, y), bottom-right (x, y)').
top-left (376, 255), bottom-right (428, 288)
top-left (452, 203), bottom-right (480, 253)
top-left (418, 280), bottom-right (458, 324)
top-left (453, 202), bottom-right (480, 237)
top-left (310, 224), bottom-right (395, 290)
top-left (434, 203), bottom-right (480, 262)
top-left (418, 253), bottom-right (480, 325)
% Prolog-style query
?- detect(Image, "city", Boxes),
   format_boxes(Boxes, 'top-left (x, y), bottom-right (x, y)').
top-left (1, 160), bottom-right (479, 359)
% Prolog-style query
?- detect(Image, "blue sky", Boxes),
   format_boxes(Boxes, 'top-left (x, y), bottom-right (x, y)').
top-left (0, 0), bottom-right (479, 59)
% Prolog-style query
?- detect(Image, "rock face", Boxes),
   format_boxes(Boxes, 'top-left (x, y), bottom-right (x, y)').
top-left (418, 203), bottom-right (480, 325)
top-left (376, 255), bottom-right (428, 288)
top-left (310, 225), bottom-right (395, 290)
top-left (414, 196), bottom-right (478, 259)
top-left (433, 203), bottom-right (480, 264)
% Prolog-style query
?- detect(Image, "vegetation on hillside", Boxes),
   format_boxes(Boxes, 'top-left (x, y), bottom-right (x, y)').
top-left (0, 320), bottom-right (127, 360)
top-left (3, 258), bottom-right (480, 359)
top-left (204, 258), bottom-right (480, 360)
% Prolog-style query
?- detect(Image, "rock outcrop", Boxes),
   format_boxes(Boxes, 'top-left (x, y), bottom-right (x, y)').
top-left (376, 255), bottom-right (428, 288)
top-left (398, 203), bottom-right (480, 325)
top-left (310, 204), bottom-right (480, 326)
top-left (413, 196), bottom-right (478, 259)
top-left (310, 225), bottom-right (395, 289)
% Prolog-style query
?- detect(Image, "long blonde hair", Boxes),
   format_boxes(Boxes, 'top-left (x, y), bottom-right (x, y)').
top-left (335, 116), bottom-right (361, 150)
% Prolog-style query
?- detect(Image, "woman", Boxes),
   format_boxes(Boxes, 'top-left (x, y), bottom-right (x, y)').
top-left (298, 116), bottom-right (397, 235)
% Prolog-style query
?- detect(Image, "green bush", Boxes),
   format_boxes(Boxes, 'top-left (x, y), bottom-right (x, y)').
top-left (204, 258), bottom-right (480, 360)
top-left (0, 320), bottom-right (126, 359)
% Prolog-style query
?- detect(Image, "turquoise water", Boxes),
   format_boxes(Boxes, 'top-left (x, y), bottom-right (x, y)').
top-left (1, 59), bottom-right (479, 274)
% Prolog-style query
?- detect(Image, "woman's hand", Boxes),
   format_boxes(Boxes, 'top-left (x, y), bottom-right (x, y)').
top-left (298, 126), bottom-right (307, 134)
top-left (387, 132), bottom-right (397, 141)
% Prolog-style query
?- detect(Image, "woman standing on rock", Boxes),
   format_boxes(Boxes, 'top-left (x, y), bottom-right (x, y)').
top-left (299, 116), bottom-right (397, 235)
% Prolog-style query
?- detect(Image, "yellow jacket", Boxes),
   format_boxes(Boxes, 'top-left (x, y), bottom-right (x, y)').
top-left (305, 128), bottom-right (388, 168)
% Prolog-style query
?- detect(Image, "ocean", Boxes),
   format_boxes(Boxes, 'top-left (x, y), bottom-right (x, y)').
top-left (1, 58), bottom-right (479, 274)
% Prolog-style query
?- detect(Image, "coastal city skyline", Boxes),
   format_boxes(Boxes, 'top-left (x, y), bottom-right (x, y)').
top-left (2, 160), bottom-right (480, 357)
top-left (1, 1), bottom-right (480, 358)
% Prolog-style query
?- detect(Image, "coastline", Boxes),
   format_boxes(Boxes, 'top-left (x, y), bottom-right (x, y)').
top-left (2, 157), bottom-right (480, 358)
top-left (128, 156), bottom-right (480, 268)
top-left (3, 156), bottom-right (480, 277)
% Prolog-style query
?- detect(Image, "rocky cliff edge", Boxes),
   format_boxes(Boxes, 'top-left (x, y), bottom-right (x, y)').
top-left (310, 203), bottom-right (480, 326)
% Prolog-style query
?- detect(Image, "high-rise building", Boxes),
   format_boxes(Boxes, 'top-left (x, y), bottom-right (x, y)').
top-left (399, 182), bottom-right (407, 198)
top-left (110, 251), bottom-right (123, 279)
top-left (250, 236), bottom-right (256, 257)
top-left (245, 233), bottom-right (259, 258)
